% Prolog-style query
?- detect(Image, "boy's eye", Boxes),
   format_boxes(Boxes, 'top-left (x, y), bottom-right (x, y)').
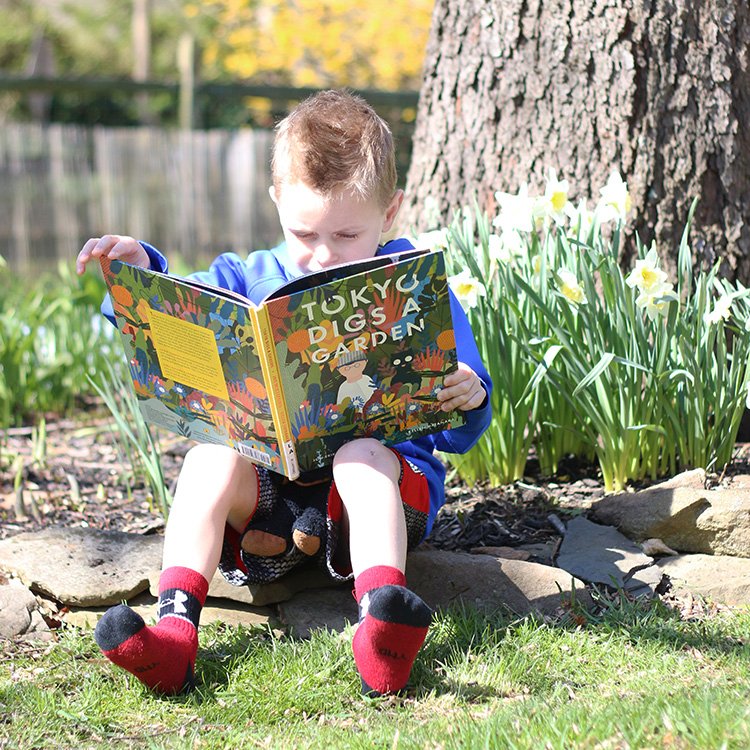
top-left (337, 233), bottom-right (359, 240)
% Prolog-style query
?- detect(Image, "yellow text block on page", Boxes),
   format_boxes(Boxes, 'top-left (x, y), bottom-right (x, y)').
top-left (147, 307), bottom-right (230, 401)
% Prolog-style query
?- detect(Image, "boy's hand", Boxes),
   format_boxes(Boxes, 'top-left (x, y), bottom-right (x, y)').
top-left (438, 362), bottom-right (487, 412)
top-left (76, 235), bottom-right (149, 275)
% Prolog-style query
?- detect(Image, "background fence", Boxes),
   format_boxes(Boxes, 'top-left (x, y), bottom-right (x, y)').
top-left (0, 123), bottom-right (280, 273)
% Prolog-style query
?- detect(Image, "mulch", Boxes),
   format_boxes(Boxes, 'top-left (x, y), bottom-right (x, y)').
top-left (3, 415), bottom-right (750, 558)
top-left (0, 416), bottom-right (600, 549)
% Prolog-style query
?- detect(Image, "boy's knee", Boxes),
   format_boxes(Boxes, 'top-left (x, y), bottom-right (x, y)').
top-left (183, 443), bottom-right (241, 472)
top-left (333, 438), bottom-right (399, 478)
top-left (179, 444), bottom-right (256, 498)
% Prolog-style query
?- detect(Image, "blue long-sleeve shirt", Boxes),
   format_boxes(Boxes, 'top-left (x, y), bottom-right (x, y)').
top-left (104, 238), bottom-right (493, 534)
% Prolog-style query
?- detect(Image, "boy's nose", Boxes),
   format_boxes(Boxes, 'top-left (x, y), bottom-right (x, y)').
top-left (313, 243), bottom-right (335, 265)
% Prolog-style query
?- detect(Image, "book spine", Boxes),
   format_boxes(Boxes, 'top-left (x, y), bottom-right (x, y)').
top-left (250, 305), bottom-right (299, 480)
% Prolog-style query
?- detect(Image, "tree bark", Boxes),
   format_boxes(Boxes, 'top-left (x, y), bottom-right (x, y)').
top-left (402, 0), bottom-right (750, 282)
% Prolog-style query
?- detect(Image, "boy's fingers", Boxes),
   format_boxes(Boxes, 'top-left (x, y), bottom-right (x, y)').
top-left (76, 237), bottom-right (101, 274)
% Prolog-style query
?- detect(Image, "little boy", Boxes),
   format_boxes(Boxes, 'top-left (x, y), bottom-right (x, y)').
top-left (76, 90), bottom-right (492, 697)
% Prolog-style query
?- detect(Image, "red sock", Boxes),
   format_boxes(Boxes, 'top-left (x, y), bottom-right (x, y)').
top-left (94, 566), bottom-right (209, 695)
top-left (352, 566), bottom-right (432, 696)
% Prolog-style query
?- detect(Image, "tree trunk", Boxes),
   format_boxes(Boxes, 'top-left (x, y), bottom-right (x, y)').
top-left (402, 0), bottom-right (750, 282)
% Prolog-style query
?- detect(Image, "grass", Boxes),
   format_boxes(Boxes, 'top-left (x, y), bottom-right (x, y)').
top-left (2, 595), bottom-right (750, 749)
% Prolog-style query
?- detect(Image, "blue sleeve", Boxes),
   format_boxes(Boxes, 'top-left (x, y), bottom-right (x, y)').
top-left (430, 289), bottom-right (493, 454)
top-left (186, 251), bottom-right (288, 305)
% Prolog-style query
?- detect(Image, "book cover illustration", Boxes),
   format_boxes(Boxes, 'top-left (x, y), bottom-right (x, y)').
top-left (100, 257), bottom-right (284, 473)
top-left (261, 249), bottom-right (463, 472)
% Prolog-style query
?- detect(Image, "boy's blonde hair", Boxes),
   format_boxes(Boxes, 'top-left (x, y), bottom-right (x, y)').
top-left (271, 90), bottom-right (398, 209)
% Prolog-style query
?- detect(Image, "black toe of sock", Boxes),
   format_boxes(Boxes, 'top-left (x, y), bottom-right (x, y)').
top-left (94, 604), bottom-right (146, 651)
top-left (367, 585), bottom-right (433, 628)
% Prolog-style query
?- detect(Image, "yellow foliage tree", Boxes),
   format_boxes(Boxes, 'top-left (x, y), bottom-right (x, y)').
top-left (187, 0), bottom-right (434, 91)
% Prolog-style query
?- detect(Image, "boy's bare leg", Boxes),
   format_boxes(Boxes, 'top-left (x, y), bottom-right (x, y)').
top-left (332, 438), bottom-right (406, 577)
top-left (333, 439), bottom-right (431, 696)
top-left (163, 444), bottom-right (260, 578)
top-left (95, 444), bottom-right (258, 694)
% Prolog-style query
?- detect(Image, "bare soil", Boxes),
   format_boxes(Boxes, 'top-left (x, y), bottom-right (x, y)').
top-left (2, 416), bottom-right (750, 560)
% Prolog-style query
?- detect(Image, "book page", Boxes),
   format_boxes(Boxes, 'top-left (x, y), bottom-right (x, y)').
top-left (101, 259), bottom-right (285, 474)
top-left (148, 308), bottom-right (230, 400)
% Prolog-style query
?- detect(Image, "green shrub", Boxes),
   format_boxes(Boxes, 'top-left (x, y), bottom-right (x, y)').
top-left (0, 260), bottom-right (123, 429)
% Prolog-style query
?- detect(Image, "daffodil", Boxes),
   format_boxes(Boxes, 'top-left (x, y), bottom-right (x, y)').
top-left (626, 245), bottom-right (668, 293)
top-left (704, 294), bottom-right (734, 325)
top-left (597, 170), bottom-right (632, 224)
top-left (539, 168), bottom-right (570, 226)
top-left (565, 198), bottom-right (595, 236)
top-left (488, 231), bottom-right (524, 265)
top-left (412, 228), bottom-right (449, 251)
top-left (557, 269), bottom-right (587, 305)
top-left (448, 269), bottom-right (486, 312)
top-left (493, 182), bottom-right (536, 233)
top-left (635, 285), bottom-right (678, 321)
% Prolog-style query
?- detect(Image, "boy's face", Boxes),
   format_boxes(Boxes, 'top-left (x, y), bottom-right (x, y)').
top-left (271, 182), bottom-right (403, 273)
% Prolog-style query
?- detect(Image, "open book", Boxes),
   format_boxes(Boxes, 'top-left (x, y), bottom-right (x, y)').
top-left (100, 248), bottom-right (463, 479)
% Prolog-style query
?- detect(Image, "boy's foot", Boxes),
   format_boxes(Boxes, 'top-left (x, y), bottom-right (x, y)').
top-left (94, 566), bottom-right (208, 695)
top-left (95, 605), bottom-right (198, 695)
top-left (353, 583), bottom-right (432, 696)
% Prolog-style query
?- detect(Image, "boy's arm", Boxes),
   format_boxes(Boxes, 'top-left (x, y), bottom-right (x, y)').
top-left (432, 289), bottom-right (493, 455)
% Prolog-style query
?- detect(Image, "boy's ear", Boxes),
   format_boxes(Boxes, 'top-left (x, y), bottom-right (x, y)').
top-left (268, 185), bottom-right (279, 206)
top-left (382, 190), bottom-right (404, 233)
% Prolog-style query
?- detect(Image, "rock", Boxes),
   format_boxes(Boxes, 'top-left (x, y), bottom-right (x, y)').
top-left (407, 548), bottom-right (590, 616)
top-left (63, 592), bottom-right (277, 630)
top-left (641, 538), bottom-right (679, 557)
top-left (556, 516), bottom-right (662, 596)
top-left (148, 565), bottom-right (340, 607)
top-left (657, 554), bottom-right (750, 607)
top-left (0, 527), bottom-right (340, 609)
top-left (0, 527), bottom-right (162, 606)
top-left (470, 546), bottom-right (531, 560)
top-left (0, 579), bottom-right (51, 640)
top-left (590, 469), bottom-right (750, 557)
top-left (278, 585), bottom-right (357, 638)
top-left (277, 549), bottom-right (592, 637)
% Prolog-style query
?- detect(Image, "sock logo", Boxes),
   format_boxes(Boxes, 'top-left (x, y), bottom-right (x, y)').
top-left (358, 592), bottom-right (371, 621)
top-left (173, 590), bottom-right (188, 614)
top-left (158, 588), bottom-right (200, 625)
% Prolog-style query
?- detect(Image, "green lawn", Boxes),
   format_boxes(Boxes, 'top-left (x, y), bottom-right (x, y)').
top-left (2, 593), bottom-right (749, 749)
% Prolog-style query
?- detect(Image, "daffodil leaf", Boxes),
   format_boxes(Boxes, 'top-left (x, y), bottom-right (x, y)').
top-left (625, 423), bottom-right (668, 436)
top-left (573, 352), bottom-right (615, 396)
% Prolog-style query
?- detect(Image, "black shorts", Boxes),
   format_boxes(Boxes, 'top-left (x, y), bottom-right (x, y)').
top-left (218, 450), bottom-right (430, 585)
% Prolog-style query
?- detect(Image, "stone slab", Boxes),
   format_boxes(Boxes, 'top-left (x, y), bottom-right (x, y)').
top-left (0, 527), bottom-right (162, 606)
top-left (556, 516), bottom-right (662, 596)
top-left (657, 553), bottom-right (750, 607)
